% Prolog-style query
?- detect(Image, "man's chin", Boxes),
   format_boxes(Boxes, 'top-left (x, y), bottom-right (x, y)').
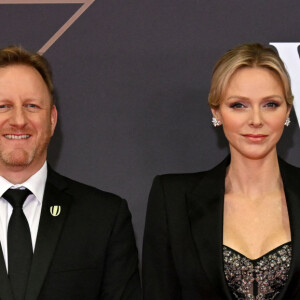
top-left (0, 150), bottom-right (33, 168)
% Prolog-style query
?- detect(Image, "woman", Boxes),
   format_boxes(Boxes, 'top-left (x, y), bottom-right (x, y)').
top-left (142, 43), bottom-right (300, 299)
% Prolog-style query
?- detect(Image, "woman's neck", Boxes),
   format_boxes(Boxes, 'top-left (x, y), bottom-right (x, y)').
top-left (226, 149), bottom-right (282, 199)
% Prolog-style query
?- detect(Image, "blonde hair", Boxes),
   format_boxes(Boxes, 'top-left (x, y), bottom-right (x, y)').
top-left (0, 45), bottom-right (54, 104)
top-left (208, 43), bottom-right (293, 108)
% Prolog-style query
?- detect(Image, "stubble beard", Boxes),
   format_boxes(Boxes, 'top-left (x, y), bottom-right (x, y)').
top-left (0, 135), bottom-right (51, 169)
top-left (0, 148), bottom-right (36, 167)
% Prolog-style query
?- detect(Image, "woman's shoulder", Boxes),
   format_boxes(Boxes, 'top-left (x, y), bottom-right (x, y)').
top-left (153, 156), bottom-right (229, 190)
top-left (278, 156), bottom-right (300, 171)
top-left (279, 157), bottom-right (300, 181)
top-left (279, 157), bottom-right (300, 171)
top-left (154, 171), bottom-right (207, 188)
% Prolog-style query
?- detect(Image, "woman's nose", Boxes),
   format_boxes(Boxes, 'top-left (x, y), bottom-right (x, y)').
top-left (249, 108), bottom-right (263, 127)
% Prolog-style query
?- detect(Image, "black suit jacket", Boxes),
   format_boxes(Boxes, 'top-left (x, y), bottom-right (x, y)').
top-left (142, 156), bottom-right (300, 299)
top-left (0, 167), bottom-right (141, 300)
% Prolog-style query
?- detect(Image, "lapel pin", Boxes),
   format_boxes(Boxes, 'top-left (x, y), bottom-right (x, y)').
top-left (50, 205), bottom-right (61, 217)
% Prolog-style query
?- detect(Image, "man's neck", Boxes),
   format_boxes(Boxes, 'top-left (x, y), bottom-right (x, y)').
top-left (0, 161), bottom-right (46, 184)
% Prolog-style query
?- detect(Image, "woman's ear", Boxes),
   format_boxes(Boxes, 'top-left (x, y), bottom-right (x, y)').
top-left (211, 107), bottom-right (222, 121)
top-left (287, 105), bottom-right (292, 118)
top-left (211, 107), bottom-right (222, 127)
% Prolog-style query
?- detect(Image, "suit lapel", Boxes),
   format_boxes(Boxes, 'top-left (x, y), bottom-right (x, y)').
top-left (25, 167), bottom-right (72, 300)
top-left (0, 246), bottom-right (13, 300)
top-left (186, 157), bottom-right (232, 299)
top-left (277, 158), bottom-right (300, 299)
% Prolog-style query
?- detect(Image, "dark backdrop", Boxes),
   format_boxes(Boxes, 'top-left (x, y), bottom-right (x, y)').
top-left (0, 0), bottom-right (299, 259)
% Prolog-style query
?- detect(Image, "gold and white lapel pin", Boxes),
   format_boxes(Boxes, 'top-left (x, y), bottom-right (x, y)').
top-left (50, 205), bottom-right (61, 217)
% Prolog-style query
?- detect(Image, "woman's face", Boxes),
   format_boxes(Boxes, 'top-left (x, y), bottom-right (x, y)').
top-left (211, 67), bottom-right (291, 160)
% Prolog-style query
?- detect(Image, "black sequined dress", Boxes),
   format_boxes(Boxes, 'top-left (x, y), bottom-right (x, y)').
top-left (223, 242), bottom-right (292, 300)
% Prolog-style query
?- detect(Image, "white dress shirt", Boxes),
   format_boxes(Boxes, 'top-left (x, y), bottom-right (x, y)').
top-left (0, 162), bottom-right (47, 271)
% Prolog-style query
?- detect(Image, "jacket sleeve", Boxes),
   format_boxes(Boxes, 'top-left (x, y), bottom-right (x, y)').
top-left (142, 176), bottom-right (182, 300)
top-left (99, 198), bottom-right (141, 300)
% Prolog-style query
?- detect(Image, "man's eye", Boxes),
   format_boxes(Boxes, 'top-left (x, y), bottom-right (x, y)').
top-left (0, 105), bottom-right (10, 111)
top-left (230, 102), bottom-right (246, 109)
top-left (25, 104), bottom-right (40, 111)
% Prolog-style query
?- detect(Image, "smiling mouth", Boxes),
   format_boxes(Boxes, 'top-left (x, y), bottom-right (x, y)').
top-left (4, 134), bottom-right (31, 140)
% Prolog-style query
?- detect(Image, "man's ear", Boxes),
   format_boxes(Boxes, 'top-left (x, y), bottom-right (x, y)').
top-left (50, 105), bottom-right (58, 136)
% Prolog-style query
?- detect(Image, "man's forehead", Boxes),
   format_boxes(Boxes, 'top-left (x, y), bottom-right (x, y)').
top-left (0, 65), bottom-right (46, 87)
top-left (0, 65), bottom-right (52, 103)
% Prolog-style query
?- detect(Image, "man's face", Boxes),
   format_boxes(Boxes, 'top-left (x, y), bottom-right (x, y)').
top-left (0, 64), bottom-right (57, 173)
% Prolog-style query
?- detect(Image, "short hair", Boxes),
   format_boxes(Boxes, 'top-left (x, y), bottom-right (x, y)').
top-left (0, 45), bottom-right (54, 104)
top-left (208, 43), bottom-right (294, 109)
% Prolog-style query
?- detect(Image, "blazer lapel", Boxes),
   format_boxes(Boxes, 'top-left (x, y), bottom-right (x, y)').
top-left (186, 157), bottom-right (300, 299)
top-left (277, 158), bottom-right (300, 299)
top-left (186, 157), bottom-right (232, 299)
top-left (25, 167), bottom-right (72, 300)
top-left (0, 247), bottom-right (13, 300)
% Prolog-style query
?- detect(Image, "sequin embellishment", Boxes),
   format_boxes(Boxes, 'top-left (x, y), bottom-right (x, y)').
top-left (223, 243), bottom-right (292, 300)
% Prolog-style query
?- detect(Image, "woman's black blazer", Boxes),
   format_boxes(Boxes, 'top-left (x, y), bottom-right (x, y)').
top-left (142, 156), bottom-right (300, 300)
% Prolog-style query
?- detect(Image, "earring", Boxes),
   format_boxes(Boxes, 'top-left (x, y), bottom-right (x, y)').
top-left (212, 117), bottom-right (221, 127)
top-left (284, 117), bottom-right (291, 127)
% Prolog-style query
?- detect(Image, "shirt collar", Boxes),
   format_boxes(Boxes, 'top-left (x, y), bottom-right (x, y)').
top-left (0, 162), bottom-right (48, 204)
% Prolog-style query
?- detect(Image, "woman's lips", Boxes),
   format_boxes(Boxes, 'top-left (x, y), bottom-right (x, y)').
top-left (242, 134), bottom-right (268, 142)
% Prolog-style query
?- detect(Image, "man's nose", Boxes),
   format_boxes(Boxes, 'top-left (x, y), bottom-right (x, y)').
top-left (9, 107), bottom-right (27, 127)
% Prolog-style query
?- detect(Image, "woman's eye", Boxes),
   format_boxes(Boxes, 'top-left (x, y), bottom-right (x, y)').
top-left (264, 102), bottom-right (279, 108)
top-left (230, 102), bottom-right (246, 109)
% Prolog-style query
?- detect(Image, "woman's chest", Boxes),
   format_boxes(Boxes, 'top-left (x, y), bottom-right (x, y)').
top-left (223, 194), bottom-right (291, 259)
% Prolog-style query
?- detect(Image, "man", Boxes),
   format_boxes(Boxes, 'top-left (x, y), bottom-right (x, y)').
top-left (0, 46), bottom-right (141, 300)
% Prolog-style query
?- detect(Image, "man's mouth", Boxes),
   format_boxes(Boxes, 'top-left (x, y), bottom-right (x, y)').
top-left (4, 134), bottom-right (30, 140)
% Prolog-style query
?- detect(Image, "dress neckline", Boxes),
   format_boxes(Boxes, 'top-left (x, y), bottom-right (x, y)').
top-left (223, 241), bottom-right (292, 262)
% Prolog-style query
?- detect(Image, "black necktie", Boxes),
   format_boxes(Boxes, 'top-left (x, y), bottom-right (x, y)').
top-left (3, 188), bottom-right (32, 300)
